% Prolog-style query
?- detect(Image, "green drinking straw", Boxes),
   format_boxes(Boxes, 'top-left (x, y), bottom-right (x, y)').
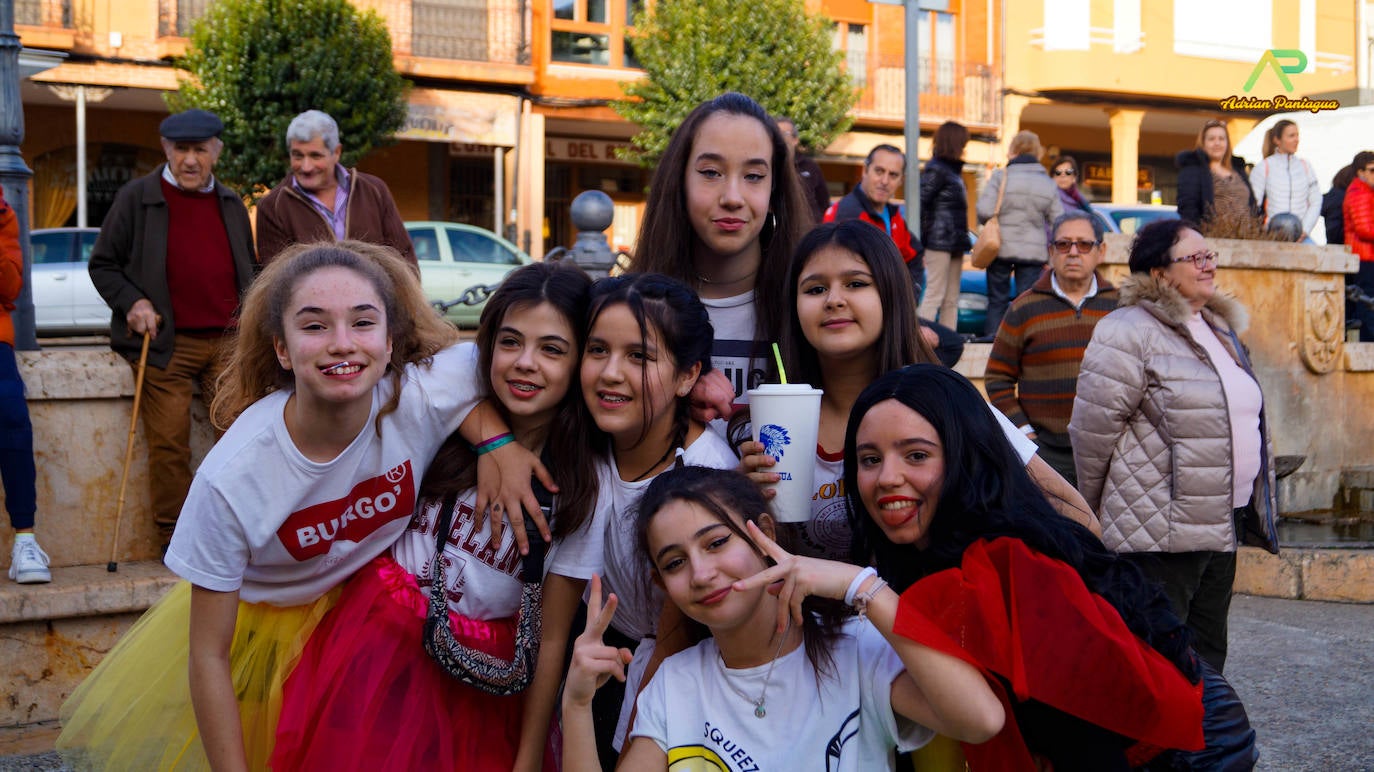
top-left (772, 342), bottom-right (788, 385)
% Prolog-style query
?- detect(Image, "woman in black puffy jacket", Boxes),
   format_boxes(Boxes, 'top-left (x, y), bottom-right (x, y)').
top-left (1176, 120), bottom-right (1261, 237)
top-left (919, 121), bottom-right (973, 327)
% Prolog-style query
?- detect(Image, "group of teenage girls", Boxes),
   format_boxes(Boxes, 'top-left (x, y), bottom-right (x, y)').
top-left (55, 91), bottom-right (1255, 772)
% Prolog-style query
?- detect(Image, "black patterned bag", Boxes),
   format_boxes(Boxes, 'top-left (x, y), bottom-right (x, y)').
top-left (421, 479), bottom-right (552, 696)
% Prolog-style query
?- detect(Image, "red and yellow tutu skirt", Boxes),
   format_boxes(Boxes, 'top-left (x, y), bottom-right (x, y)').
top-left (56, 580), bottom-right (339, 771)
top-left (271, 555), bottom-right (555, 771)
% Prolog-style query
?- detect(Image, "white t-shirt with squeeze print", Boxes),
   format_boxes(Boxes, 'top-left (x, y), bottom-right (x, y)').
top-left (165, 343), bottom-right (483, 606)
top-left (632, 617), bottom-right (933, 771)
top-left (390, 487), bottom-right (607, 620)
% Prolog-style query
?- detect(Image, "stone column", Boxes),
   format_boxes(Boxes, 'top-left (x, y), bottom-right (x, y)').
top-left (1107, 108), bottom-right (1145, 205)
top-left (0, 0), bottom-right (37, 350)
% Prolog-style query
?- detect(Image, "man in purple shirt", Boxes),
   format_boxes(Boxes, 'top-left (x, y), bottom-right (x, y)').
top-left (255, 110), bottom-right (417, 267)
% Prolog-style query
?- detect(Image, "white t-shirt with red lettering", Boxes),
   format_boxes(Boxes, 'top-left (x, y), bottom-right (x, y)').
top-left (165, 343), bottom-right (482, 606)
top-left (389, 487), bottom-right (607, 620)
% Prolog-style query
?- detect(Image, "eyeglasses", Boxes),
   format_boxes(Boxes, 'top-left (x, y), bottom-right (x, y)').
top-left (1170, 250), bottom-right (1219, 268)
top-left (1053, 169), bottom-right (1077, 177)
top-left (1051, 239), bottom-right (1099, 254)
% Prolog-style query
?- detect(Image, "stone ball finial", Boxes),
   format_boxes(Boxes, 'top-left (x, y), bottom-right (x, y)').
top-left (570, 190), bottom-right (614, 233)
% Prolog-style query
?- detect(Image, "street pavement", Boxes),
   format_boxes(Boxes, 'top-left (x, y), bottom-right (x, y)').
top-left (2, 593), bottom-right (1370, 770)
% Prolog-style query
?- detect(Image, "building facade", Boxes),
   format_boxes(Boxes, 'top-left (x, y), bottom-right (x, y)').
top-left (15, 0), bottom-right (1002, 256)
top-left (1001, 0), bottom-right (1364, 206)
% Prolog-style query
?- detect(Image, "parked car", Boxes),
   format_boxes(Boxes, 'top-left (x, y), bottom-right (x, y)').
top-left (956, 270), bottom-right (1026, 337)
top-left (30, 227), bottom-right (106, 336)
top-left (404, 221), bottom-right (533, 327)
top-left (1091, 203), bottom-right (1178, 235)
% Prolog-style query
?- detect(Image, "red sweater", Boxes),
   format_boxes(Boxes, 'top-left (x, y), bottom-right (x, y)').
top-left (0, 193), bottom-right (20, 346)
top-left (162, 179), bottom-right (240, 333)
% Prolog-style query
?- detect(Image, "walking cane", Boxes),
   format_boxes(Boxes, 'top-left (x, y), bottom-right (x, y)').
top-left (109, 331), bottom-right (152, 572)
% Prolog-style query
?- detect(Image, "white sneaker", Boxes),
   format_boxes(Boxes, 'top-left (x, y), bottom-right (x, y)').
top-left (9, 538), bottom-right (52, 584)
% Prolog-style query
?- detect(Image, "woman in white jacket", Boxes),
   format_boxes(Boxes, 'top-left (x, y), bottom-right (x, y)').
top-left (1249, 119), bottom-right (1322, 241)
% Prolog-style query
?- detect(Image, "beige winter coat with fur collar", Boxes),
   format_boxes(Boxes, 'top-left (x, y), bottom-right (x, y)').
top-left (1068, 273), bottom-right (1278, 554)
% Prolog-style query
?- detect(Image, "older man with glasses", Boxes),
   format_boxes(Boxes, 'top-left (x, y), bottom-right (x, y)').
top-left (985, 211), bottom-right (1119, 484)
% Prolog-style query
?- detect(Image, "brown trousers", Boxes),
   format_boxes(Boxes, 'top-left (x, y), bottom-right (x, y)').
top-left (134, 334), bottom-right (228, 542)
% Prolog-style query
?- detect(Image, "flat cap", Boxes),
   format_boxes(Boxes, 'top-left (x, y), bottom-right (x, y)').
top-left (159, 109), bottom-right (224, 141)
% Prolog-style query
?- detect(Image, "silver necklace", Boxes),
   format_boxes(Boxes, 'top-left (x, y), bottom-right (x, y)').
top-left (696, 269), bottom-right (757, 286)
top-left (715, 619), bottom-right (792, 719)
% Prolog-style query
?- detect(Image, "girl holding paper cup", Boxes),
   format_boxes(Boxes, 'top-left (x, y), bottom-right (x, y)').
top-left (735, 220), bottom-right (1096, 561)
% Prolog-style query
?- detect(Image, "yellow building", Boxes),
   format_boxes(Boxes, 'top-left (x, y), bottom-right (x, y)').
top-left (15, 0), bottom-right (1005, 255)
top-left (1002, 0), bottom-right (1362, 204)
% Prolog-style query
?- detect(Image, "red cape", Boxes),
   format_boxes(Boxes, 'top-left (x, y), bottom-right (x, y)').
top-left (892, 537), bottom-right (1205, 770)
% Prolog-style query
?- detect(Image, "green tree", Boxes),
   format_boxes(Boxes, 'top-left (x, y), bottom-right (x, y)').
top-left (614, 0), bottom-right (856, 168)
top-left (168, 0), bottom-right (409, 199)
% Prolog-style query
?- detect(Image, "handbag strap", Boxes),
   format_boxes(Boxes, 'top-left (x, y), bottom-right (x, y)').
top-left (991, 167), bottom-right (1008, 216)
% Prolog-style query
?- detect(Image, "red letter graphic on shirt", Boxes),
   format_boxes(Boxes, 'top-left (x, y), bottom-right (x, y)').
top-left (277, 462), bottom-right (417, 560)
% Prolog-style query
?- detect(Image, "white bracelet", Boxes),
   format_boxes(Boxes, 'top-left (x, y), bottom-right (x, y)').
top-left (844, 567), bottom-right (878, 606)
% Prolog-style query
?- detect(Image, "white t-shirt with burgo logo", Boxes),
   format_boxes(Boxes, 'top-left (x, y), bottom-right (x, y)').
top-left (632, 617), bottom-right (933, 771)
top-left (390, 487), bottom-right (608, 620)
top-left (165, 343), bottom-right (483, 606)
top-left (779, 404), bottom-right (1040, 562)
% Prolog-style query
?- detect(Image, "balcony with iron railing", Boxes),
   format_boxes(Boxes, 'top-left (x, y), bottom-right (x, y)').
top-left (157, 0), bottom-right (527, 68)
top-left (14, 0), bottom-right (79, 50)
top-left (852, 55), bottom-right (1001, 129)
top-left (16, 0), bottom-right (72, 27)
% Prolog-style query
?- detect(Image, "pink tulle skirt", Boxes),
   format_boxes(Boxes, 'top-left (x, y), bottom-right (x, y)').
top-left (271, 555), bottom-right (556, 771)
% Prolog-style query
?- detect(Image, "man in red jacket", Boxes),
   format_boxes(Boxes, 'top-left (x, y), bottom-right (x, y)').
top-left (1344, 150), bottom-right (1374, 341)
top-left (825, 144), bottom-right (923, 294)
top-left (256, 110), bottom-right (417, 267)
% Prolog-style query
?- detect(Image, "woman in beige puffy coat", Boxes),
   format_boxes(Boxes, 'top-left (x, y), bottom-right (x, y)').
top-left (1068, 219), bottom-right (1278, 675)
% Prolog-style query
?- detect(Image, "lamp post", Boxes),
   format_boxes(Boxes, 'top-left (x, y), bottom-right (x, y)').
top-left (868, 0), bottom-right (925, 228)
top-left (0, 0), bottom-right (36, 350)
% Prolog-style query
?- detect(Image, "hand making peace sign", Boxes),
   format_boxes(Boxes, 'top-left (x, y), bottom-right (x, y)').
top-left (730, 520), bottom-right (872, 634)
top-left (564, 574), bottom-right (635, 709)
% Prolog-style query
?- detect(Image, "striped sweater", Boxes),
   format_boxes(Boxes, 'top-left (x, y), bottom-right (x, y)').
top-left (986, 270), bottom-right (1119, 447)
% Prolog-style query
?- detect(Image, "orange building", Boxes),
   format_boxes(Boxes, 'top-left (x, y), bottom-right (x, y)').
top-left (15, 0), bottom-right (1004, 256)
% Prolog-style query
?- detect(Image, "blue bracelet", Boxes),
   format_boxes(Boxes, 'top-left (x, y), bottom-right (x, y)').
top-left (474, 433), bottom-right (515, 455)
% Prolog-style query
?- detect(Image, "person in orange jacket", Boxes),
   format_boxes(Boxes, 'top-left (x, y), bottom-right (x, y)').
top-left (0, 189), bottom-right (51, 583)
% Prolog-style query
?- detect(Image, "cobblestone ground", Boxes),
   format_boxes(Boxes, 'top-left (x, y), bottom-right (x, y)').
top-left (2, 593), bottom-right (1371, 771)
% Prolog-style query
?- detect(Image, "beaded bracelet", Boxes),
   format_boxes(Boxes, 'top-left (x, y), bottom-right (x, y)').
top-left (844, 567), bottom-right (878, 606)
top-left (853, 577), bottom-right (888, 621)
top-left (472, 432), bottom-right (515, 455)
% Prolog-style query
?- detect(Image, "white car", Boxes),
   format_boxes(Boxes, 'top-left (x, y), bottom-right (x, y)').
top-left (405, 221), bottom-right (533, 327)
top-left (30, 227), bottom-right (107, 336)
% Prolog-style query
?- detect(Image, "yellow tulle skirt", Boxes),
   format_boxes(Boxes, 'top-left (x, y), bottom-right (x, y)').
top-left (56, 581), bottom-right (339, 771)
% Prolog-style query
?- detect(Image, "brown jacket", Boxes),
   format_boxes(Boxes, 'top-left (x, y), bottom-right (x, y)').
top-left (1068, 273), bottom-right (1278, 555)
top-left (255, 167), bottom-right (416, 266)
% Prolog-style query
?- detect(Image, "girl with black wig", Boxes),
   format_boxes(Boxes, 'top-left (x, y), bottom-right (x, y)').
top-left (844, 364), bottom-right (1258, 771)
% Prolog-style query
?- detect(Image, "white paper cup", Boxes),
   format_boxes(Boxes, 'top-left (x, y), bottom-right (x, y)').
top-left (747, 384), bottom-right (823, 523)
